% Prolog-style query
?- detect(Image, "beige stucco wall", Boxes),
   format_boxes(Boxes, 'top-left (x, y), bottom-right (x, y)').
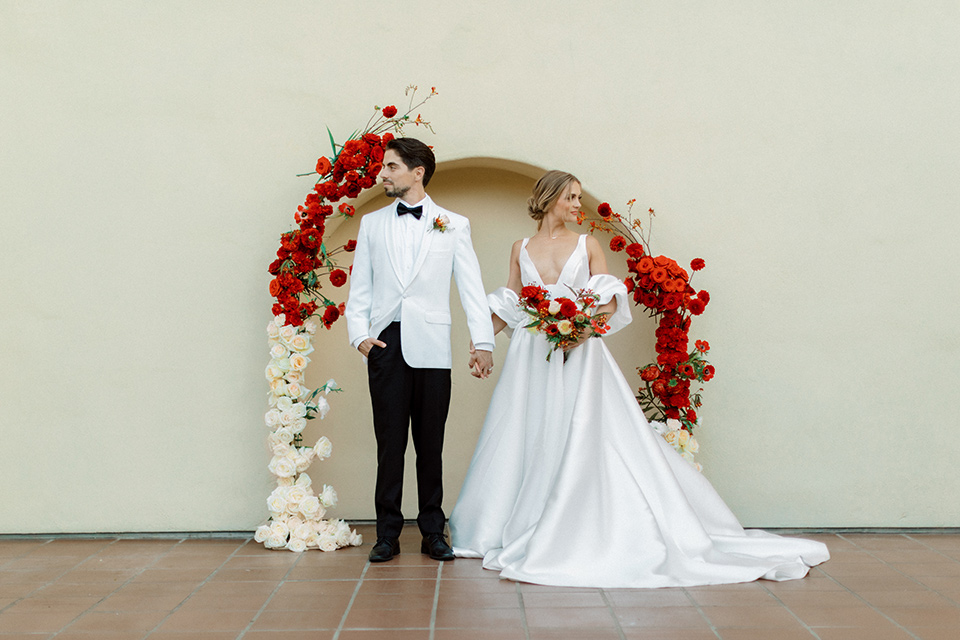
top-left (1, 1), bottom-right (958, 532)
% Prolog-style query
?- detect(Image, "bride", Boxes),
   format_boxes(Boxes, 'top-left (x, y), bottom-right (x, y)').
top-left (449, 170), bottom-right (829, 588)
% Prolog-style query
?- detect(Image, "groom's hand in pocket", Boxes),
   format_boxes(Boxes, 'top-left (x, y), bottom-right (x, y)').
top-left (358, 338), bottom-right (387, 358)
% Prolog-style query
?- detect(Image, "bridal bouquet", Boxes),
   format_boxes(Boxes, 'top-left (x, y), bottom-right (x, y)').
top-left (518, 285), bottom-right (610, 361)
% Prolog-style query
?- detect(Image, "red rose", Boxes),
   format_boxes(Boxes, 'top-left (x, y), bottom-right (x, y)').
top-left (344, 239), bottom-right (357, 252)
top-left (650, 267), bottom-right (668, 284)
top-left (367, 162), bottom-right (383, 176)
top-left (651, 380), bottom-right (666, 396)
top-left (362, 133), bottom-right (381, 145)
top-left (370, 146), bottom-right (384, 162)
top-left (597, 203), bottom-right (613, 219)
top-left (545, 324), bottom-right (559, 336)
top-left (269, 278), bottom-right (283, 297)
top-left (382, 105), bottom-right (398, 118)
top-left (300, 228), bottom-right (321, 249)
top-left (322, 304), bottom-right (340, 325)
top-left (690, 258), bottom-right (705, 271)
top-left (640, 292), bottom-right (659, 309)
top-left (640, 365), bottom-right (660, 382)
top-left (271, 302), bottom-right (283, 316)
top-left (268, 258), bottom-right (284, 276)
top-left (329, 269), bottom-right (348, 287)
top-left (559, 299), bottom-right (578, 318)
top-left (624, 277), bottom-right (635, 293)
top-left (662, 293), bottom-right (682, 310)
top-left (338, 302), bottom-right (346, 314)
top-left (625, 243), bottom-right (644, 258)
top-left (697, 290), bottom-right (710, 304)
top-left (637, 256), bottom-right (654, 273)
top-left (609, 236), bottom-right (627, 252)
top-left (315, 157), bottom-right (332, 176)
top-left (359, 176), bottom-right (376, 189)
top-left (338, 203), bottom-right (356, 217)
top-left (702, 364), bottom-right (715, 381)
top-left (344, 183), bottom-right (362, 199)
top-left (688, 299), bottom-right (706, 315)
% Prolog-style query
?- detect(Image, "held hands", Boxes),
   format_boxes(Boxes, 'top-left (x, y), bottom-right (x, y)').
top-left (468, 341), bottom-right (494, 379)
top-left (358, 337), bottom-right (387, 357)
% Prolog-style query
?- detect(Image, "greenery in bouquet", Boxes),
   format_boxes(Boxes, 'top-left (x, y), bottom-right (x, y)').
top-left (517, 284), bottom-right (610, 361)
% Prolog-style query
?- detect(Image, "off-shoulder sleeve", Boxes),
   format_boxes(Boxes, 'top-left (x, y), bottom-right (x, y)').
top-left (487, 287), bottom-right (524, 337)
top-left (587, 274), bottom-right (632, 335)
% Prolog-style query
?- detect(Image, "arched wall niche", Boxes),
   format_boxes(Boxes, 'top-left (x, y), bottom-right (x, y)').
top-left (316, 157), bottom-right (657, 519)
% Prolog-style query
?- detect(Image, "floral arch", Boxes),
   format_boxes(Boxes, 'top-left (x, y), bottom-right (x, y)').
top-left (257, 88), bottom-right (713, 552)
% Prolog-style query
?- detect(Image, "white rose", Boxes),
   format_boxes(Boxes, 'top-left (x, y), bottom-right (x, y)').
top-left (289, 334), bottom-right (312, 353)
top-left (285, 382), bottom-right (305, 399)
top-left (265, 363), bottom-right (283, 381)
top-left (289, 353), bottom-right (308, 371)
top-left (276, 476), bottom-right (294, 487)
top-left (305, 530), bottom-right (321, 548)
top-left (294, 523), bottom-right (313, 540)
top-left (285, 485), bottom-right (307, 505)
top-left (318, 534), bottom-right (338, 552)
top-left (273, 313), bottom-right (286, 326)
top-left (270, 439), bottom-right (292, 457)
top-left (269, 456), bottom-right (296, 478)
top-left (290, 417), bottom-right (307, 434)
top-left (267, 321), bottom-right (280, 339)
top-left (323, 378), bottom-right (337, 393)
top-left (299, 495), bottom-right (321, 519)
top-left (276, 357), bottom-right (291, 373)
top-left (294, 454), bottom-right (311, 473)
top-left (304, 320), bottom-right (318, 335)
top-left (265, 535), bottom-right (286, 549)
top-left (267, 492), bottom-right (287, 515)
top-left (557, 320), bottom-right (574, 335)
top-left (666, 418), bottom-right (682, 432)
top-left (279, 410), bottom-right (297, 427)
top-left (678, 430), bottom-right (690, 447)
top-left (270, 520), bottom-right (289, 539)
top-left (314, 436), bottom-right (333, 460)
top-left (313, 396), bottom-right (330, 420)
top-left (254, 525), bottom-right (271, 542)
top-left (286, 515), bottom-right (304, 531)
top-left (686, 436), bottom-right (700, 454)
top-left (335, 522), bottom-right (353, 547)
top-left (274, 427), bottom-right (294, 444)
top-left (275, 396), bottom-right (293, 412)
top-left (295, 472), bottom-right (312, 488)
top-left (279, 325), bottom-right (296, 344)
top-left (663, 430), bottom-right (680, 448)
top-left (286, 537), bottom-right (307, 552)
top-left (270, 343), bottom-right (289, 360)
top-left (290, 402), bottom-right (307, 418)
top-left (319, 484), bottom-right (338, 509)
top-left (649, 421), bottom-right (668, 436)
top-left (284, 370), bottom-right (303, 383)
top-left (269, 378), bottom-right (287, 396)
top-left (349, 531), bottom-right (363, 547)
top-left (264, 409), bottom-right (281, 428)
top-left (548, 300), bottom-right (561, 315)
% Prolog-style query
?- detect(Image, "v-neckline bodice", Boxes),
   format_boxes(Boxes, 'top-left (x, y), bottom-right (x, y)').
top-left (520, 235), bottom-right (586, 287)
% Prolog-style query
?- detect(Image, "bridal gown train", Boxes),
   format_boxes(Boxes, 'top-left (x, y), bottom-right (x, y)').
top-left (449, 235), bottom-right (829, 588)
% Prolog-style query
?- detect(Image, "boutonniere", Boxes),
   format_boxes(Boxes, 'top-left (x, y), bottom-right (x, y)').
top-left (432, 215), bottom-right (451, 233)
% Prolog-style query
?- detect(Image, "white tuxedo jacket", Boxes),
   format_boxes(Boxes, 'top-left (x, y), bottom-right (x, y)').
top-left (345, 196), bottom-right (495, 369)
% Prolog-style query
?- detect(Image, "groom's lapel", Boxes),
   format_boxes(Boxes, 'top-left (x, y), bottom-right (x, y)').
top-left (383, 206), bottom-right (406, 286)
top-left (408, 197), bottom-right (435, 285)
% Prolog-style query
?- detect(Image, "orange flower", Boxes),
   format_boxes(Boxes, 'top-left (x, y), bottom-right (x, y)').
top-left (651, 267), bottom-right (668, 283)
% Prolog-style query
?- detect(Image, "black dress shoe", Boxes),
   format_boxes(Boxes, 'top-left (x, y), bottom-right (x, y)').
top-left (421, 533), bottom-right (455, 561)
top-left (369, 537), bottom-right (400, 562)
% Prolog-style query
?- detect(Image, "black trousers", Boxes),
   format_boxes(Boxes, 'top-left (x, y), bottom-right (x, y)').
top-left (367, 322), bottom-right (452, 538)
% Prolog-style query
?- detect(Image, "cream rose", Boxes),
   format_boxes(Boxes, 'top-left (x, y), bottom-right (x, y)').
top-left (319, 484), bottom-right (338, 509)
top-left (275, 357), bottom-right (291, 373)
top-left (265, 363), bottom-right (283, 381)
top-left (290, 402), bottom-right (307, 418)
top-left (274, 427), bottom-right (294, 444)
top-left (269, 378), bottom-right (287, 396)
top-left (290, 417), bottom-right (307, 434)
top-left (685, 437), bottom-right (700, 454)
top-left (264, 409), bottom-right (281, 428)
top-left (270, 520), bottom-right (290, 538)
top-left (335, 521), bottom-right (353, 546)
top-left (548, 300), bottom-right (561, 315)
top-left (289, 334), bottom-right (312, 353)
top-left (284, 370), bottom-right (303, 383)
top-left (276, 396), bottom-right (294, 412)
top-left (279, 324), bottom-right (296, 344)
top-left (663, 430), bottom-right (680, 447)
top-left (314, 436), bottom-right (332, 460)
top-left (286, 537), bottom-right (307, 553)
top-left (666, 418), bottom-right (682, 432)
top-left (270, 343), bottom-right (289, 360)
top-left (265, 535), bottom-right (286, 549)
top-left (318, 534), bottom-right (338, 552)
top-left (304, 320), bottom-right (318, 335)
top-left (294, 523), bottom-right (313, 540)
top-left (267, 321), bottom-right (281, 339)
top-left (299, 495), bottom-right (321, 519)
top-left (678, 430), bottom-right (690, 447)
top-left (285, 382), bottom-right (305, 399)
top-left (254, 525), bottom-right (271, 542)
top-left (276, 476), bottom-right (295, 487)
top-left (294, 454), bottom-right (311, 473)
top-left (289, 353), bottom-right (308, 371)
top-left (269, 456), bottom-right (296, 478)
top-left (285, 485), bottom-right (307, 506)
top-left (267, 493), bottom-right (287, 515)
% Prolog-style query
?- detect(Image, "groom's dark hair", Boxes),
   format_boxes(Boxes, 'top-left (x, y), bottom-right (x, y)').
top-left (386, 137), bottom-right (436, 187)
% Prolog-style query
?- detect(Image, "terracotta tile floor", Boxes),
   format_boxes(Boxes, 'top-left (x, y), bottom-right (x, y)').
top-left (2, 526), bottom-right (960, 639)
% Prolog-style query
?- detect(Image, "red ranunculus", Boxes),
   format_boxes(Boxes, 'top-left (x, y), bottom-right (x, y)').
top-left (382, 105), bottom-right (398, 118)
top-left (300, 228), bottom-right (321, 249)
top-left (344, 239), bottom-right (357, 252)
top-left (329, 269), bottom-right (348, 287)
top-left (559, 299), bottom-right (578, 319)
top-left (662, 293), bottom-right (682, 310)
top-left (609, 236), bottom-right (627, 252)
top-left (597, 203), bottom-right (613, 219)
top-left (268, 258), bottom-right (284, 276)
top-left (640, 365), bottom-right (660, 382)
top-left (690, 258), bottom-right (706, 271)
top-left (640, 292), bottom-right (659, 309)
top-left (625, 243), bottom-right (644, 258)
top-left (537, 300), bottom-right (551, 314)
top-left (695, 340), bottom-right (710, 353)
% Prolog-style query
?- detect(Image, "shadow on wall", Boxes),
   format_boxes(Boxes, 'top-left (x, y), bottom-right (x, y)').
top-left (313, 158), bottom-right (657, 520)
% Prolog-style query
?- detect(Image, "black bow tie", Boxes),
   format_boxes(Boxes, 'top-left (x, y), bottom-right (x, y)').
top-left (397, 202), bottom-right (423, 219)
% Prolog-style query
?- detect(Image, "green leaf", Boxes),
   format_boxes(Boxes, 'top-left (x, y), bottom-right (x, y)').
top-left (326, 126), bottom-right (337, 157)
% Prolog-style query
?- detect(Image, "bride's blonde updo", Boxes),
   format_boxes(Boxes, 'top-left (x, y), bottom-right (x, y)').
top-left (527, 170), bottom-right (580, 228)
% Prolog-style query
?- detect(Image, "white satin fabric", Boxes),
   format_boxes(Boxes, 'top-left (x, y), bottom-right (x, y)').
top-left (449, 235), bottom-right (829, 588)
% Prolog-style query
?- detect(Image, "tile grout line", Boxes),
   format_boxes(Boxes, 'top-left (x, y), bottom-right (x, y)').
top-left (755, 581), bottom-right (823, 639)
top-left (598, 588), bottom-right (627, 640)
top-left (680, 586), bottom-right (724, 640)
top-left (331, 558), bottom-right (370, 640)
top-left (139, 537), bottom-right (255, 638)
top-left (428, 560), bottom-right (442, 640)
top-left (234, 546), bottom-right (308, 639)
top-left (0, 538), bottom-right (64, 614)
top-left (516, 581), bottom-right (531, 640)
top-left (901, 532), bottom-right (960, 608)
top-left (49, 536), bottom-right (188, 638)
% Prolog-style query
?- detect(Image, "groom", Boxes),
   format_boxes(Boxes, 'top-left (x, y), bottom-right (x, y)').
top-left (345, 137), bottom-right (495, 562)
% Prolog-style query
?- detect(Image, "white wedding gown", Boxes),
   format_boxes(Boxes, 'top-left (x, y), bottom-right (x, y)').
top-left (449, 235), bottom-right (829, 588)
